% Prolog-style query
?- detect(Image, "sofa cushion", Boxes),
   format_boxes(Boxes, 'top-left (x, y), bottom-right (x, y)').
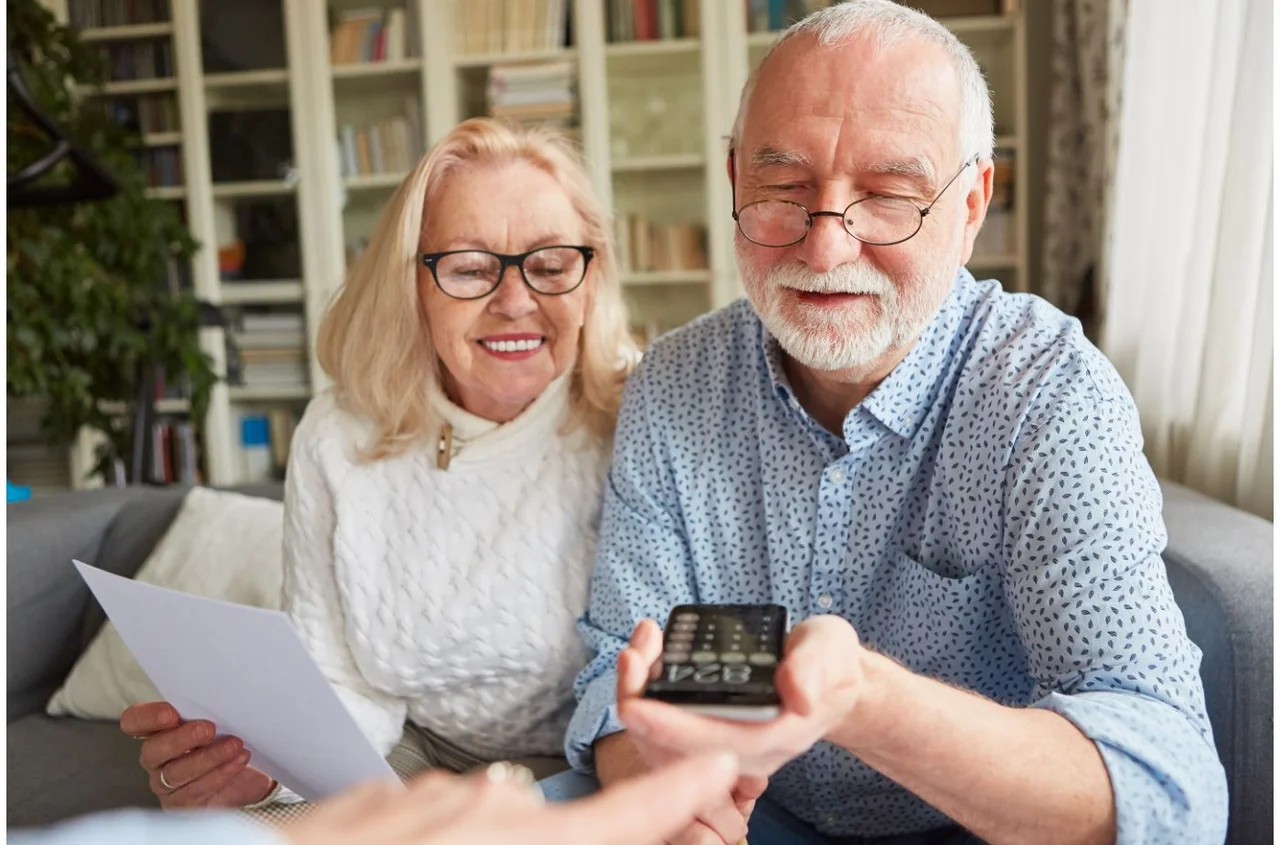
top-left (47, 487), bottom-right (286, 721)
top-left (7, 487), bottom-right (154, 721)
top-left (76, 483), bottom-right (284, 655)
top-left (7, 714), bottom-right (160, 829)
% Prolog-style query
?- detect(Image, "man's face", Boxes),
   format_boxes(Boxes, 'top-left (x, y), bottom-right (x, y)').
top-left (733, 33), bottom-right (986, 374)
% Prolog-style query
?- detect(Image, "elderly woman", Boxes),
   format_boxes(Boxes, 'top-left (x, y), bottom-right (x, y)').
top-left (118, 117), bottom-right (640, 810)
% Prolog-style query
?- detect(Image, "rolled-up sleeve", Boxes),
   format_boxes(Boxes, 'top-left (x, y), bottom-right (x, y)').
top-left (1002, 360), bottom-right (1228, 844)
top-left (565, 360), bottom-right (699, 773)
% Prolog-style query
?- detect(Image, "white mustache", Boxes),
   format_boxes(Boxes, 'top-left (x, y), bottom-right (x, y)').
top-left (768, 262), bottom-right (895, 297)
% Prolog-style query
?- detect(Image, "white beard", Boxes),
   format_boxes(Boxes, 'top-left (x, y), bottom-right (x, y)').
top-left (739, 257), bottom-right (937, 372)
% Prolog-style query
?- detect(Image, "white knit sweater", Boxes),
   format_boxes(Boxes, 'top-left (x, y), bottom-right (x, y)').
top-left (280, 372), bottom-right (608, 772)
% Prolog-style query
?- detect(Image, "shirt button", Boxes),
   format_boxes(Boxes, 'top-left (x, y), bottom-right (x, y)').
top-left (829, 467), bottom-right (845, 483)
top-left (816, 593), bottom-right (834, 609)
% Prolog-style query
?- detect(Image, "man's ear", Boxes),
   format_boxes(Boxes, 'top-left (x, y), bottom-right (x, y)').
top-left (958, 157), bottom-right (994, 267)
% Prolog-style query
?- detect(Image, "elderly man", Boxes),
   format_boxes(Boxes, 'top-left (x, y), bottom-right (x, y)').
top-left (560, 2), bottom-right (1228, 844)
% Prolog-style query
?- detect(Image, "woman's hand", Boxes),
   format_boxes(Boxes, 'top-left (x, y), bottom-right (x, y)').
top-left (283, 754), bottom-right (742, 845)
top-left (119, 701), bottom-right (275, 809)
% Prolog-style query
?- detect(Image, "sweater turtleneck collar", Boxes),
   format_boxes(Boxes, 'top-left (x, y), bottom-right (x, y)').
top-left (426, 366), bottom-right (575, 468)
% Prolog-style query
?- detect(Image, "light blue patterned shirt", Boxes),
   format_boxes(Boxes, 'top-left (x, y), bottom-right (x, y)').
top-left (566, 272), bottom-right (1228, 842)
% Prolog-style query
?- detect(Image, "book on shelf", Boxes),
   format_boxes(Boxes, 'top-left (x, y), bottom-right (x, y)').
top-left (606, 0), bottom-right (701, 42)
top-left (149, 420), bottom-right (201, 486)
top-left (70, 0), bottom-right (171, 29)
top-left (487, 60), bottom-right (577, 129)
top-left (336, 97), bottom-right (423, 178)
top-left (135, 146), bottom-right (183, 188)
top-left (744, 0), bottom-right (830, 33)
top-left (104, 39), bottom-right (174, 81)
top-left (329, 5), bottom-right (418, 65)
top-left (235, 407), bottom-right (301, 480)
top-left (99, 94), bottom-right (180, 134)
top-left (613, 215), bottom-right (708, 273)
top-left (456, 0), bottom-right (570, 56)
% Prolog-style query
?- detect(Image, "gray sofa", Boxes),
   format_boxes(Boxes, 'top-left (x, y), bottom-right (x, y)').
top-left (7, 481), bottom-right (1274, 842)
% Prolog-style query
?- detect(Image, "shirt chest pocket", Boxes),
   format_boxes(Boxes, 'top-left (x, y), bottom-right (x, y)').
top-left (861, 551), bottom-right (1018, 687)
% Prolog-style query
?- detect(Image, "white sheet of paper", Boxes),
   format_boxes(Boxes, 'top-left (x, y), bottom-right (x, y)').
top-left (73, 560), bottom-right (400, 802)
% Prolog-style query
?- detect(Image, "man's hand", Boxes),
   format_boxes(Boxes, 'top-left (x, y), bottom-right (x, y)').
top-left (594, 732), bottom-right (765, 845)
top-left (616, 614), bottom-right (871, 779)
top-left (283, 753), bottom-right (744, 845)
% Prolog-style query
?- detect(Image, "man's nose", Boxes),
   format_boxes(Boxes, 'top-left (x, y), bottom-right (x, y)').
top-left (793, 209), bottom-right (863, 274)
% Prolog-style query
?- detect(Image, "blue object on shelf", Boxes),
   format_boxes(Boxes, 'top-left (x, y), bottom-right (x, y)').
top-left (8, 480), bottom-right (32, 502)
top-left (241, 416), bottom-right (270, 447)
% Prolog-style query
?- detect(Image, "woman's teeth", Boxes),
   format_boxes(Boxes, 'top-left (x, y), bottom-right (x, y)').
top-left (482, 338), bottom-right (543, 353)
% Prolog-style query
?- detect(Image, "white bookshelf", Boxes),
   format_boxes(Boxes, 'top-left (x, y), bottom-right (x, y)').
top-left (47, 0), bottom-right (1032, 491)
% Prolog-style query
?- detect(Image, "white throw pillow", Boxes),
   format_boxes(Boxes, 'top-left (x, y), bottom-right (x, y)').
top-left (46, 487), bottom-right (286, 720)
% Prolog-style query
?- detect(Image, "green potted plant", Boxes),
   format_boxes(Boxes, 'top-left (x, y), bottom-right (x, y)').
top-left (7, 0), bottom-right (216, 484)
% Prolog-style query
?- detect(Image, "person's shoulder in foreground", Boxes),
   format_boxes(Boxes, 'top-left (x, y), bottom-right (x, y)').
top-left (7, 808), bottom-right (281, 845)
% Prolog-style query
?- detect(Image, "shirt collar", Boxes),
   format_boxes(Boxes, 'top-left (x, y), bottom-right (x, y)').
top-left (860, 274), bottom-right (970, 440)
top-left (756, 268), bottom-right (975, 441)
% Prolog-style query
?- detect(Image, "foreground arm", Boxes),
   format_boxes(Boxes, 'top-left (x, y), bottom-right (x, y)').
top-left (11, 753), bottom-right (742, 845)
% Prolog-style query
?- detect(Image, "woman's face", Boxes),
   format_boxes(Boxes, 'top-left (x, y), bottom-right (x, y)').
top-left (419, 161), bottom-right (591, 423)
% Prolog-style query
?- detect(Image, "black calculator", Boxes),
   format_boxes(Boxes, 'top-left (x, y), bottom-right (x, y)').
top-left (641, 603), bottom-right (787, 721)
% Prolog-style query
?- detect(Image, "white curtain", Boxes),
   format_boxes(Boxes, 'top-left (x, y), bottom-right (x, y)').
top-left (1101, 0), bottom-right (1273, 520)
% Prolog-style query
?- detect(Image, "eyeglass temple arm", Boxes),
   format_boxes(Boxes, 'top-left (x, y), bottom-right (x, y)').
top-left (728, 148), bottom-right (738, 217)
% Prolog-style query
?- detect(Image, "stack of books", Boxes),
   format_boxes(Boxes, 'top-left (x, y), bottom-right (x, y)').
top-left (487, 60), bottom-right (576, 129)
top-left (227, 311), bottom-right (309, 391)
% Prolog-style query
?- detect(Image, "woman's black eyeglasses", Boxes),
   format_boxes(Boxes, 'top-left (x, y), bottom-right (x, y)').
top-left (420, 245), bottom-right (594, 301)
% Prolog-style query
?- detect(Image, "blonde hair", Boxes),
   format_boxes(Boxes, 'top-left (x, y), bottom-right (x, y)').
top-left (316, 117), bottom-right (640, 460)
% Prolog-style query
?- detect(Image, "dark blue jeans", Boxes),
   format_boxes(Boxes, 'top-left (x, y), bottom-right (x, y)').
top-left (537, 770), bottom-right (979, 845)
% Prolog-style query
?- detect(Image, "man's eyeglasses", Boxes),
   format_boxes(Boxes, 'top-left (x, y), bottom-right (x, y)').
top-left (419, 245), bottom-right (594, 301)
top-left (730, 153), bottom-right (979, 248)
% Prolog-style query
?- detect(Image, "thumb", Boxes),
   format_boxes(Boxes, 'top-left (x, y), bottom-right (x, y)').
top-left (777, 625), bottom-right (828, 717)
top-left (546, 753), bottom-right (740, 845)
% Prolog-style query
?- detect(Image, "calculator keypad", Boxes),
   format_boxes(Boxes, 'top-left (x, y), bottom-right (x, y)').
top-left (647, 605), bottom-right (785, 698)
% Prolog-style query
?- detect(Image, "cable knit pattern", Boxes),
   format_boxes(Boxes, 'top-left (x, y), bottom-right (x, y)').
top-left (282, 372), bottom-right (608, 770)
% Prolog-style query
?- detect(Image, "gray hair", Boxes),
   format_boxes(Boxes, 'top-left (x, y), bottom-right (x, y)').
top-left (730, 0), bottom-right (995, 168)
